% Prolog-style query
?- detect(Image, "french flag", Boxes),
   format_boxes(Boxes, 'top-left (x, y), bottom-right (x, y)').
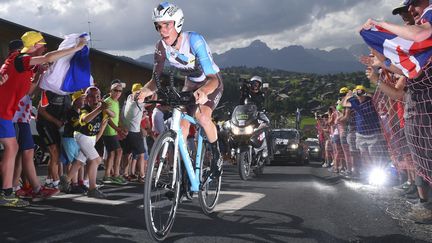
top-left (40, 33), bottom-right (93, 95)
top-left (360, 26), bottom-right (432, 79)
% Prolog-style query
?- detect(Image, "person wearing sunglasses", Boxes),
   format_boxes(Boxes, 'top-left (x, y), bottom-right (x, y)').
top-left (102, 79), bottom-right (128, 185)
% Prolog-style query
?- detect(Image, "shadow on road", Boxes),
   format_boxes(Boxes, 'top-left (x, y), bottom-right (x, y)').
top-left (168, 208), bottom-right (419, 243)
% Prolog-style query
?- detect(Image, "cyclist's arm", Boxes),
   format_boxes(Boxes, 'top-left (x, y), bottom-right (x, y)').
top-left (140, 41), bottom-right (166, 99)
top-left (198, 74), bottom-right (219, 95)
top-left (190, 33), bottom-right (219, 95)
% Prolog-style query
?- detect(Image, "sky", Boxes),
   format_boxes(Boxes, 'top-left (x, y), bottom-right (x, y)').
top-left (0, 0), bottom-right (402, 59)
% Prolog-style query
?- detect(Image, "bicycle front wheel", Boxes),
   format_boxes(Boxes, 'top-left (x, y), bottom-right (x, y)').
top-left (198, 141), bottom-right (222, 215)
top-left (144, 130), bottom-right (180, 242)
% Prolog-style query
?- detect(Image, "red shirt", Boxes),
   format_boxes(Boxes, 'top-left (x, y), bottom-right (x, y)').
top-left (0, 51), bottom-right (32, 120)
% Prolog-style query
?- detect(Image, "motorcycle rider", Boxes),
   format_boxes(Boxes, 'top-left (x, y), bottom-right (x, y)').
top-left (239, 76), bottom-right (271, 159)
top-left (240, 76), bottom-right (265, 111)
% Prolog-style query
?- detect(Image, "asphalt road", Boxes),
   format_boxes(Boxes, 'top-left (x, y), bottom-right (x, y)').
top-left (0, 161), bottom-right (427, 243)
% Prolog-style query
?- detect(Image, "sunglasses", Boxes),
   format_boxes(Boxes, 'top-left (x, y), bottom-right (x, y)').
top-left (113, 89), bottom-right (123, 93)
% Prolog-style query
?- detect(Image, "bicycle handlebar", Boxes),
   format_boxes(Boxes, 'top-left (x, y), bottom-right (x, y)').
top-left (142, 86), bottom-right (196, 107)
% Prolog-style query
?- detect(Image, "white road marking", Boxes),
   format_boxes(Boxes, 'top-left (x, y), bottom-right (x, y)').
top-left (28, 205), bottom-right (116, 218)
top-left (215, 191), bottom-right (265, 213)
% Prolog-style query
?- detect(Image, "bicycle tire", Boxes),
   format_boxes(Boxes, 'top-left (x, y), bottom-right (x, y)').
top-left (144, 130), bottom-right (180, 242)
top-left (198, 141), bottom-right (222, 215)
top-left (238, 151), bottom-right (251, 180)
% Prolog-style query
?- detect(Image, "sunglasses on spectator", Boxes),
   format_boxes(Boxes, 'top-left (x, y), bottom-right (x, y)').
top-left (113, 89), bottom-right (123, 93)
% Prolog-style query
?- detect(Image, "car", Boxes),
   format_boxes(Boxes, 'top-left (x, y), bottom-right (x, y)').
top-left (271, 128), bottom-right (308, 164)
top-left (305, 138), bottom-right (323, 162)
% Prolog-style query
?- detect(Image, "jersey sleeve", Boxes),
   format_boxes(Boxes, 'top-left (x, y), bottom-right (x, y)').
top-left (189, 33), bottom-right (218, 75)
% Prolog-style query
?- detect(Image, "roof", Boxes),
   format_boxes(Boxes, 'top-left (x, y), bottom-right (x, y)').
top-left (0, 18), bottom-right (152, 70)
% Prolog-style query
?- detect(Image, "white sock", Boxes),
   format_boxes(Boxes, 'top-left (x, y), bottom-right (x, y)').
top-left (52, 180), bottom-right (60, 187)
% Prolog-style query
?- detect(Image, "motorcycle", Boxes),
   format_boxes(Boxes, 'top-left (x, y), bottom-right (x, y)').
top-left (225, 103), bottom-right (269, 180)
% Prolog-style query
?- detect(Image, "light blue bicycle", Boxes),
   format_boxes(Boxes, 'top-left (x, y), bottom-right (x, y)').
top-left (143, 85), bottom-right (222, 241)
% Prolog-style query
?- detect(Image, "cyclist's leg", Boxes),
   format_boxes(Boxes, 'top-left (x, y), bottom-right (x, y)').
top-left (196, 105), bottom-right (222, 177)
top-left (180, 119), bottom-right (191, 143)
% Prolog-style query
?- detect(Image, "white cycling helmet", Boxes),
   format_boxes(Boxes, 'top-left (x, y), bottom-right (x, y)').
top-left (152, 2), bottom-right (184, 33)
top-left (250, 76), bottom-right (263, 85)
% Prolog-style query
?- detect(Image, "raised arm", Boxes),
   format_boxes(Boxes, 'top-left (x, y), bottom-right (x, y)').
top-left (29, 37), bottom-right (87, 66)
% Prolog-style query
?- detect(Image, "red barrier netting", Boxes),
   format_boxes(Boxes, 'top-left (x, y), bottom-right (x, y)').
top-left (372, 69), bottom-right (432, 184)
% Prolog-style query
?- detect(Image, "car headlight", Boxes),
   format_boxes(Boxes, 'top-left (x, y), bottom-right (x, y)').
top-left (290, 144), bottom-right (298, 149)
top-left (313, 148), bottom-right (319, 152)
top-left (232, 125), bottom-right (254, 135)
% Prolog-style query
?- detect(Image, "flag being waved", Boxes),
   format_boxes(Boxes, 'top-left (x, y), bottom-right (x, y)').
top-left (360, 26), bottom-right (432, 79)
top-left (39, 33), bottom-right (93, 94)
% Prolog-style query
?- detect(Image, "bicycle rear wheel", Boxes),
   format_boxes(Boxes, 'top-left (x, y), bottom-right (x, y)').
top-left (144, 130), bottom-right (180, 242)
top-left (198, 141), bottom-right (222, 215)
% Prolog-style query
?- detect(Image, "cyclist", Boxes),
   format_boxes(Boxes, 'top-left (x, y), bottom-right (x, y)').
top-left (138, 2), bottom-right (224, 178)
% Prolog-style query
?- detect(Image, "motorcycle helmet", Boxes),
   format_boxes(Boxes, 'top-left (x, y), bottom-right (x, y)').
top-left (250, 76), bottom-right (262, 93)
top-left (152, 2), bottom-right (184, 33)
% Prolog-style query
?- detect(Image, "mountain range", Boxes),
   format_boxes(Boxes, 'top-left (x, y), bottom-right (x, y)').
top-left (135, 40), bottom-right (370, 74)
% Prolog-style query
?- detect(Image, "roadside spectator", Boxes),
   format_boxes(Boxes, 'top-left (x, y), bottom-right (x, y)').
top-left (321, 113), bottom-right (333, 168)
top-left (121, 83), bottom-right (147, 182)
top-left (10, 40), bottom-right (59, 201)
top-left (361, 0), bottom-right (432, 222)
top-left (328, 106), bottom-right (344, 173)
top-left (58, 91), bottom-right (88, 194)
top-left (342, 86), bottom-right (388, 173)
top-left (336, 87), bottom-right (354, 177)
top-left (71, 86), bottom-right (114, 198)
top-left (102, 79), bottom-right (128, 185)
top-left (0, 31), bottom-right (86, 207)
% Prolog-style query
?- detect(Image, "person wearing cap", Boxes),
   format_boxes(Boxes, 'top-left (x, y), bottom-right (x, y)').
top-left (342, 86), bottom-right (388, 174)
top-left (120, 83), bottom-right (148, 182)
top-left (102, 79), bottom-right (128, 185)
top-left (0, 31), bottom-right (87, 207)
top-left (58, 91), bottom-right (88, 194)
top-left (11, 38), bottom-right (59, 202)
top-left (363, 0), bottom-right (431, 42)
top-left (392, 1), bottom-right (415, 25)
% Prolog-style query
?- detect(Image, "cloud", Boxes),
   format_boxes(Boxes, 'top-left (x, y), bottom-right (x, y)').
top-left (0, 0), bottom-right (401, 58)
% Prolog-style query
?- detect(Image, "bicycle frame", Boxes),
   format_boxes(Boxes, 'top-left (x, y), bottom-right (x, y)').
top-left (169, 107), bottom-right (204, 192)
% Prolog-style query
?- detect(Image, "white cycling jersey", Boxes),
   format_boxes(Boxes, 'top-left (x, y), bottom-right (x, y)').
top-left (153, 31), bottom-right (220, 82)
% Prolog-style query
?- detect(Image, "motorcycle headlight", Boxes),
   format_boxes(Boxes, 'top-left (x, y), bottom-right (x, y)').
top-left (232, 125), bottom-right (254, 135)
top-left (290, 144), bottom-right (298, 149)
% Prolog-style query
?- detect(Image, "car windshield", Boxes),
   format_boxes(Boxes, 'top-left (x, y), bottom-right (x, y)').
top-left (272, 130), bottom-right (298, 139)
top-left (305, 140), bottom-right (319, 146)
